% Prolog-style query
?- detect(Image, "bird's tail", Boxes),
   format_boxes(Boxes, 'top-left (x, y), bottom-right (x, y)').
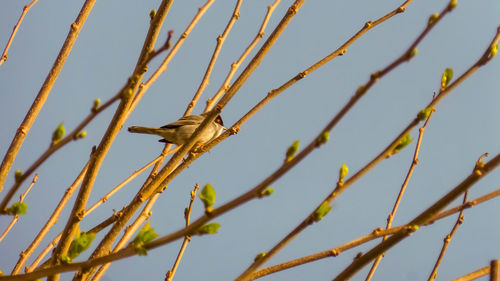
top-left (128, 126), bottom-right (161, 135)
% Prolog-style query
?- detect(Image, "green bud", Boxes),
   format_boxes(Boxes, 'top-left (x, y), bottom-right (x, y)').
top-left (392, 133), bottom-right (413, 155)
top-left (313, 201), bottom-right (332, 221)
top-left (407, 48), bottom-right (418, 60)
top-left (76, 131), bottom-right (87, 139)
top-left (67, 229), bottom-right (96, 260)
top-left (259, 188), bottom-right (274, 197)
top-left (417, 107), bottom-right (434, 121)
top-left (6, 202), bottom-right (28, 215)
top-left (286, 140), bottom-right (300, 162)
top-left (14, 170), bottom-right (23, 182)
top-left (59, 255), bottom-right (71, 264)
top-left (52, 123), bottom-right (65, 145)
top-left (339, 164), bottom-right (348, 182)
top-left (447, 0), bottom-right (457, 10)
top-left (490, 44), bottom-right (498, 58)
top-left (441, 68), bottom-right (453, 89)
top-left (254, 252), bottom-right (267, 262)
top-left (149, 9), bottom-right (156, 20)
top-left (199, 184), bottom-right (216, 211)
top-left (92, 98), bottom-right (101, 112)
top-left (428, 13), bottom-right (439, 26)
top-left (317, 131), bottom-right (330, 145)
top-left (194, 222), bottom-right (221, 235)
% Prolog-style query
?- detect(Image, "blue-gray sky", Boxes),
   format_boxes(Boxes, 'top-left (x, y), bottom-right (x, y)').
top-left (1, 0), bottom-right (499, 280)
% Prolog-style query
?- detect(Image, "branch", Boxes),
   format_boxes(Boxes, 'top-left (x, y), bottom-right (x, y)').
top-left (0, 0), bottom-right (98, 193)
top-left (0, 0), bottom-right (39, 67)
top-left (451, 266), bottom-right (490, 281)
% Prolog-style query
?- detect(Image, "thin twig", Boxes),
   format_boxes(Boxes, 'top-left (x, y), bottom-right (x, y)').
top-left (428, 192), bottom-right (468, 281)
top-left (365, 104), bottom-right (435, 280)
top-left (0, 0), bottom-right (39, 67)
top-left (0, 0), bottom-right (98, 194)
top-left (451, 266), bottom-right (490, 281)
top-left (184, 0), bottom-right (243, 116)
top-left (165, 184), bottom-right (200, 281)
top-left (0, 174), bottom-right (37, 243)
top-left (204, 0), bottom-right (281, 112)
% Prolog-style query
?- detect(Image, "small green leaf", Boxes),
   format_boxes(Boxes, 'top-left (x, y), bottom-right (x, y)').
top-left (52, 123), bottom-right (65, 145)
top-left (194, 222), bottom-right (221, 235)
top-left (67, 231), bottom-right (96, 260)
top-left (417, 107), bottom-right (434, 121)
top-left (199, 184), bottom-right (216, 210)
top-left (14, 170), bottom-right (23, 182)
top-left (286, 140), bottom-right (300, 162)
top-left (490, 44), bottom-right (498, 58)
top-left (339, 164), bottom-right (349, 182)
top-left (392, 133), bottom-right (413, 155)
top-left (76, 131), bottom-right (87, 139)
top-left (149, 9), bottom-right (156, 20)
top-left (133, 221), bottom-right (158, 245)
top-left (428, 13), bottom-right (439, 26)
top-left (259, 188), bottom-right (274, 197)
top-left (6, 202), bottom-right (28, 215)
top-left (317, 131), bottom-right (330, 145)
top-left (447, 0), bottom-right (457, 10)
top-left (313, 201), bottom-right (332, 221)
top-left (254, 252), bottom-right (267, 262)
top-left (441, 68), bottom-right (453, 89)
top-left (92, 98), bottom-right (101, 112)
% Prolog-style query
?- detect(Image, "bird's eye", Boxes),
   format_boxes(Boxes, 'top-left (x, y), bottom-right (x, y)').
top-left (215, 116), bottom-right (224, 126)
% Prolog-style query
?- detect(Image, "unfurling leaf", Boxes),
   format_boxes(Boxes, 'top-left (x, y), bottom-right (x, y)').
top-left (194, 222), bottom-right (221, 235)
top-left (417, 107), bottom-right (434, 121)
top-left (339, 164), bottom-right (349, 182)
top-left (131, 221), bottom-right (158, 256)
top-left (6, 202), bottom-right (28, 215)
top-left (199, 184), bottom-right (216, 211)
top-left (317, 131), bottom-right (330, 145)
top-left (67, 230), bottom-right (96, 260)
top-left (392, 133), bottom-right (413, 155)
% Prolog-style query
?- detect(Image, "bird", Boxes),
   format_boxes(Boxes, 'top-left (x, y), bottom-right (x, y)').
top-left (128, 112), bottom-right (225, 146)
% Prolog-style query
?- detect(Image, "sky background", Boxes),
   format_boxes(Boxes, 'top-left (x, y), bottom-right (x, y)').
top-left (0, 0), bottom-right (499, 280)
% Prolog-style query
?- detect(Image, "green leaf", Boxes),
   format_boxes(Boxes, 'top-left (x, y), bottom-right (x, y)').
top-left (428, 13), bottom-right (439, 26)
top-left (6, 202), bottom-right (28, 215)
top-left (194, 222), bottom-right (221, 235)
top-left (133, 221), bottom-right (158, 245)
top-left (199, 184), bottom-right (216, 209)
top-left (313, 201), bottom-right (332, 221)
top-left (52, 122), bottom-right (65, 145)
top-left (254, 252), bottom-right (267, 262)
top-left (286, 140), bottom-right (300, 162)
top-left (317, 131), bottom-right (330, 145)
top-left (417, 107), bottom-right (434, 121)
top-left (339, 164), bottom-right (349, 182)
top-left (441, 68), bottom-right (453, 89)
top-left (14, 170), bottom-right (23, 182)
top-left (67, 231), bottom-right (96, 260)
top-left (392, 133), bottom-right (413, 155)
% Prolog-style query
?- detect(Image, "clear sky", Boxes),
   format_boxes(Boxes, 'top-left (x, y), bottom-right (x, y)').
top-left (0, 0), bottom-right (499, 280)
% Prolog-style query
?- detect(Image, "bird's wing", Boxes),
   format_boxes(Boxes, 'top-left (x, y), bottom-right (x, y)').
top-left (160, 115), bottom-right (204, 129)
